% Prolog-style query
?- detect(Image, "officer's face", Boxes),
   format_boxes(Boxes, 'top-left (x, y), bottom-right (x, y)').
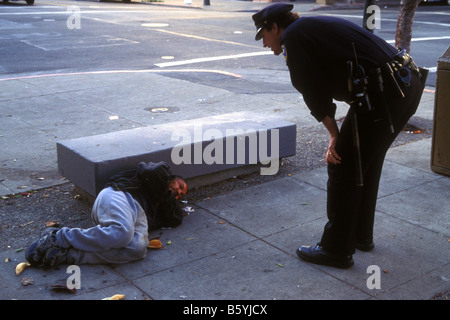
top-left (262, 24), bottom-right (283, 55)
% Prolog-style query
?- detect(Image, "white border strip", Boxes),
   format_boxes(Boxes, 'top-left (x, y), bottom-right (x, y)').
top-left (386, 35), bottom-right (450, 44)
top-left (0, 69), bottom-right (243, 82)
top-left (155, 51), bottom-right (273, 68)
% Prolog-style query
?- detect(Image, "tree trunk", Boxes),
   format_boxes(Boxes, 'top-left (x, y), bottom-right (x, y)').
top-left (395, 0), bottom-right (421, 53)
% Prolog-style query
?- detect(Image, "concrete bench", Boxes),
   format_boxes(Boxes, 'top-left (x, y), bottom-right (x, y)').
top-left (56, 112), bottom-right (296, 198)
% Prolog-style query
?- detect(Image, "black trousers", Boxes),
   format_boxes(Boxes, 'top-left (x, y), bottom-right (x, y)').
top-left (319, 68), bottom-right (426, 256)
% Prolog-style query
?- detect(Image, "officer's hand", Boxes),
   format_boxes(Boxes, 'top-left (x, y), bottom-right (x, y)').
top-left (326, 136), bottom-right (341, 166)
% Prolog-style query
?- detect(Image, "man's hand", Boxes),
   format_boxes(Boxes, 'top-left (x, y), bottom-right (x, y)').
top-left (326, 135), bottom-right (341, 165)
top-left (321, 115), bottom-right (341, 166)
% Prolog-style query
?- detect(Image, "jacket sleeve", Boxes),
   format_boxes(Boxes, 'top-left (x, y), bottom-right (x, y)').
top-left (153, 192), bottom-right (184, 230)
top-left (137, 161), bottom-right (172, 202)
top-left (283, 35), bottom-right (336, 122)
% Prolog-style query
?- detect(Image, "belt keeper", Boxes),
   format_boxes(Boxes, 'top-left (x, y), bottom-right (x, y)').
top-left (384, 62), bottom-right (405, 98)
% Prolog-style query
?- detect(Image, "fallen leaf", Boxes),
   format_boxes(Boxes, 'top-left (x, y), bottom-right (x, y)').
top-left (21, 277), bottom-right (34, 286)
top-left (15, 262), bottom-right (31, 275)
top-left (45, 220), bottom-right (60, 228)
top-left (383, 269), bottom-right (389, 274)
top-left (49, 281), bottom-right (77, 294)
top-left (18, 221), bottom-right (33, 228)
top-left (102, 294), bottom-right (125, 300)
top-left (148, 239), bottom-right (162, 249)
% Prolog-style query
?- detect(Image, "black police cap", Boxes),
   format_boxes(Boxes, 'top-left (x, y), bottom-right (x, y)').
top-left (252, 3), bottom-right (294, 41)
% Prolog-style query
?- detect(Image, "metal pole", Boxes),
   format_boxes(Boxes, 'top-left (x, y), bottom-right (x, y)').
top-left (363, 0), bottom-right (376, 33)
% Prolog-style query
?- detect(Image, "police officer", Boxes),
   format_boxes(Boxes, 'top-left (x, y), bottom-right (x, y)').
top-left (252, 3), bottom-right (427, 268)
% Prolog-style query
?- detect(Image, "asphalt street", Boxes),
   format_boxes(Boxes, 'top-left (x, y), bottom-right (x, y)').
top-left (1, 0), bottom-right (449, 84)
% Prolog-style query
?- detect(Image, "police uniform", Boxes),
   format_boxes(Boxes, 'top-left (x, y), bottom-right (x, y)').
top-left (253, 4), bottom-right (427, 267)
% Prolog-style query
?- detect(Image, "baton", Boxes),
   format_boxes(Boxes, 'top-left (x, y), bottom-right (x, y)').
top-left (351, 110), bottom-right (364, 187)
top-left (347, 60), bottom-right (364, 187)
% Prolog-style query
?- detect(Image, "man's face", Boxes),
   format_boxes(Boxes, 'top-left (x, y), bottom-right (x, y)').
top-left (262, 24), bottom-right (283, 55)
top-left (168, 178), bottom-right (188, 200)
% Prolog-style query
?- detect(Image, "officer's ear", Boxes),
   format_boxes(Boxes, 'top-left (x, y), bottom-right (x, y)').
top-left (271, 22), bottom-right (284, 36)
top-left (270, 22), bottom-right (278, 33)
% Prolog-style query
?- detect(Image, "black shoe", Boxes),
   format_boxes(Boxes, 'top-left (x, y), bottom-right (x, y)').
top-left (40, 227), bottom-right (60, 238)
top-left (25, 232), bottom-right (68, 268)
top-left (356, 241), bottom-right (375, 252)
top-left (296, 244), bottom-right (354, 269)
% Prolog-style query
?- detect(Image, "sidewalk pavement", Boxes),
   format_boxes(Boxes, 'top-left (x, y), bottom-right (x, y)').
top-left (0, 0), bottom-right (449, 301)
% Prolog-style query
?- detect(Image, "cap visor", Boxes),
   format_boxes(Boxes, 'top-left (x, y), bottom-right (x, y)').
top-left (255, 27), bottom-right (263, 41)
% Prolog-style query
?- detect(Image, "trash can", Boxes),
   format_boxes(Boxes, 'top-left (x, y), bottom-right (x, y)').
top-left (431, 45), bottom-right (450, 177)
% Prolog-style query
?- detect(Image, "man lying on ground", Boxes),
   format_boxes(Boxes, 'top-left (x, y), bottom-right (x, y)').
top-left (26, 161), bottom-right (187, 267)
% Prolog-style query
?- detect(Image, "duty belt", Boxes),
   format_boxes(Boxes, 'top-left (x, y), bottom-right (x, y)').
top-left (385, 48), bottom-right (422, 95)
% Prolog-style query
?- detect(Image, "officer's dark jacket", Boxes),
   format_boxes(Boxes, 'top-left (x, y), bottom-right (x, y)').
top-left (280, 16), bottom-right (397, 122)
top-left (104, 161), bottom-right (184, 231)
